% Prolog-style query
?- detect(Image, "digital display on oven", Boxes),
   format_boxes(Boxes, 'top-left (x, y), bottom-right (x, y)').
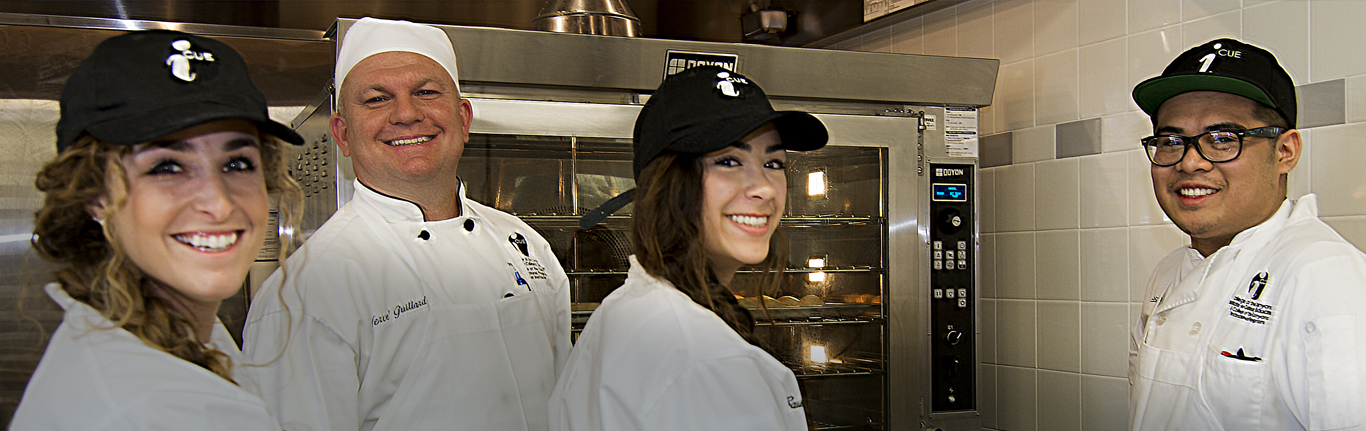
top-left (932, 183), bottom-right (968, 202)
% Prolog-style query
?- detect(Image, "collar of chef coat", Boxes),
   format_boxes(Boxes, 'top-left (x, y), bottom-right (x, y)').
top-left (43, 282), bottom-right (240, 352)
top-left (351, 178), bottom-right (480, 226)
top-left (1154, 196), bottom-right (1298, 314)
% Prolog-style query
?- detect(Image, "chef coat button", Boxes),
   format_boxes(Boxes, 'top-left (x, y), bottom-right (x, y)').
top-left (1156, 314), bottom-right (1166, 325)
top-left (464, 219), bottom-right (475, 231)
top-left (1306, 322), bottom-right (1317, 334)
top-left (1190, 322), bottom-right (1201, 335)
top-left (418, 230), bottom-right (430, 240)
top-left (504, 292), bottom-right (514, 298)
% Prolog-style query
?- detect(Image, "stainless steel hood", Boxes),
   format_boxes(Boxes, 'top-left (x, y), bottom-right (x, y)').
top-left (0, 0), bottom-right (961, 47)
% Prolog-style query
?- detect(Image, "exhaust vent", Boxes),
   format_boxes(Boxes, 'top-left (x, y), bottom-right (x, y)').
top-left (532, 0), bottom-right (640, 37)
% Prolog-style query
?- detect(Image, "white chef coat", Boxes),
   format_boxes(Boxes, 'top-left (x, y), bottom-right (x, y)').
top-left (11, 283), bottom-right (278, 431)
top-left (548, 256), bottom-right (807, 431)
top-left (1129, 194), bottom-right (1366, 430)
top-left (241, 179), bottom-right (571, 431)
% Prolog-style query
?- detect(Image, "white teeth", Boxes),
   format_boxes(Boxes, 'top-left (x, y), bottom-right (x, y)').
top-left (1180, 188), bottom-right (1217, 197)
top-left (174, 232), bottom-right (239, 252)
top-left (386, 136), bottom-right (432, 146)
top-left (727, 215), bottom-right (768, 228)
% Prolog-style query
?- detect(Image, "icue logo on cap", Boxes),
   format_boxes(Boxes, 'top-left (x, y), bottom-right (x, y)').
top-left (165, 39), bottom-right (216, 82)
top-left (1197, 42), bottom-right (1242, 73)
top-left (715, 71), bottom-right (749, 97)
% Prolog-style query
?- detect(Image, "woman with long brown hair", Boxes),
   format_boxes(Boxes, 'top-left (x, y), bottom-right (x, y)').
top-left (12, 30), bottom-right (302, 429)
top-left (550, 66), bottom-right (828, 430)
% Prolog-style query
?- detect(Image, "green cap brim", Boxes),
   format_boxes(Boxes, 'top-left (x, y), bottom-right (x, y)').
top-left (1132, 74), bottom-right (1278, 117)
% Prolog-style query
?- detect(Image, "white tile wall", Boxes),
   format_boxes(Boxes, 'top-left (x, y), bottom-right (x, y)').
top-left (1035, 158), bottom-right (1080, 229)
top-left (1310, 1), bottom-right (1366, 81)
top-left (1102, 111), bottom-right (1150, 153)
top-left (1080, 152), bottom-right (1129, 228)
top-left (1323, 216), bottom-right (1366, 252)
top-left (1000, 59), bottom-right (1038, 131)
top-left (1309, 122), bottom-right (1366, 217)
top-left (890, 17), bottom-right (924, 55)
top-left (1014, 124), bottom-right (1055, 164)
top-left (1183, 0), bottom-right (1240, 21)
top-left (825, 1), bottom-right (1366, 428)
top-left (1035, 0), bottom-right (1079, 56)
top-left (924, 6), bottom-right (957, 56)
top-left (998, 232), bottom-right (1038, 299)
top-left (1081, 375), bottom-right (1130, 431)
top-left (1245, 0), bottom-right (1310, 85)
top-left (998, 366), bottom-right (1039, 431)
top-left (959, 0), bottom-right (995, 58)
top-left (996, 163), bottom-right (1038, 232)
top-left (1080, 37), bottom-right (1130, 118)
top-left (1181, 10), bottom-right (1241, 48)
top-left (1035, 49), bottom-right (1081, 125)
top-left (1036, 230), bottom-right (1081, 300)
top-left (1128, 224), bottom-right (1188, 302)
top-left (1128, 0), bottom-right (1181, 34)
top-left (995, 0), bottom-right (1035, 64)
top-left (1080, 302), bottom-right (1130, 378)
top-left (982, 233), bottom-right (999, 299)
top-left (1037, 301), bottom-right (1080, 372)
top-left (1081, 228), bottom-right (1130, 302)
top-left (1079, 0), bottom-right (1126, 45)
top-left (1127, 150), bottom-right (1169, 226)
top-left (998, 300), bottom-right (1038, 369)
top-left (1349, 75), bottom-right (1366, 124)
top-left (1127, 26), bottom-right (1184, 91)
top-left (1037, 370), bottom-right (1081, 431)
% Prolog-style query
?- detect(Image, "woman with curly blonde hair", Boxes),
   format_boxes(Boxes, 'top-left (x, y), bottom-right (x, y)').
top-left (12, 30), bottom-right (303, 430)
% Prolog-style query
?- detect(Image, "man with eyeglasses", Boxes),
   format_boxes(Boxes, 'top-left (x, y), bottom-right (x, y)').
top-left (1127, 38), bottom-right (1366, 430)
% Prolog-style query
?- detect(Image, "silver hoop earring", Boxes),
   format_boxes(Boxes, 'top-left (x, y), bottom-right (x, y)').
top-left (93, 216), bottom-right (105, 227)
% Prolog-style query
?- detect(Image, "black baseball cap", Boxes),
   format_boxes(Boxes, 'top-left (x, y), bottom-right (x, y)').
top-left (56, 30), bottom-right (304, 153)
top-left (579, 66), bottom-right (828, 230)
top-left (1133, 38), bottom-right (1297, 129)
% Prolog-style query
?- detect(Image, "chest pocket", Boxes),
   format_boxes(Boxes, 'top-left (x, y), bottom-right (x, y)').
top-left (1199, 343), bottom-right (1266, 430)
top-left (371, 292), bottom-right (556, 431)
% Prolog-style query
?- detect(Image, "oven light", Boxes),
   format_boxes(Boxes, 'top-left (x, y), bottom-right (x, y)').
top-left (808, 271), bottom-right (826, 283)
top-left (807, 257), bottom-right (825, 268)
top-left (810, 345), bottom-right (827, 363)
top-left (807, 171), bottom-right (826, 196)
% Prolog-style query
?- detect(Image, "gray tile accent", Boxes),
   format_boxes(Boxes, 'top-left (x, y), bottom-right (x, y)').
top-left (981, 132), bottom-right (1013, 168)
top-left (1056, 118), bottom-right (1102, 159)
top-left (1298, 79), bottom-right (1346, 129)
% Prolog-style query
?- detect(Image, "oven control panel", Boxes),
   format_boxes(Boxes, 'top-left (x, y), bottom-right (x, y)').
top-left (929, 163), bottom-right (975, 413)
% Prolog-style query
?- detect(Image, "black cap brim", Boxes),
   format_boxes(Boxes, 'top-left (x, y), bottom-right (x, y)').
top-left (1133, 74), bottom-right (1279, 119)
top-left (82, 100), bottom-right (303, 148)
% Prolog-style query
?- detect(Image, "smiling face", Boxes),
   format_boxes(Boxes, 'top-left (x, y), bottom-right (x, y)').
top-left (700, 123), bottom-right (788, 280)
top-left (92, 119), bottom-right (269, 308)
top-left (1150, 91), bottom-right (1301, 255)
top-left (331, 51), bottom-right (472, 199)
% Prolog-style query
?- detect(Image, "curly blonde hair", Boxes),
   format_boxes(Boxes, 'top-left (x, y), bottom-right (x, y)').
top-left (31, 132), bottom-right (303, 382)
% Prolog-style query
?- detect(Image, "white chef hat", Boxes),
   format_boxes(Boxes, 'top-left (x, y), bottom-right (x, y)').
top-left (335, 17), bottom-right (460, 95)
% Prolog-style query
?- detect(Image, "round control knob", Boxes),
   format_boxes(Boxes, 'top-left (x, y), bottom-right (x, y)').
top-left (936, 208), bottom-right (964, 235)
top-left (946, 329), bottom-right (963, 346)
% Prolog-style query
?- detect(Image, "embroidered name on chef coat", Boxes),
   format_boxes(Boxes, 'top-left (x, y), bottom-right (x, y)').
top-left (1228, 271), bottom-right (1274, 325)
top-left (371, 296), bottom-right (429, 326)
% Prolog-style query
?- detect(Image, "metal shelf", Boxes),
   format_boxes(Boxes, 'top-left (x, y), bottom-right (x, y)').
top-left (756, 317), bottom-right (882, 327)
top-left (566, 266), bottom-right (882, 276)
top-left (789, 362), bottom-right (884, 378)
top-left (515, 214), bottom-right (885, 225)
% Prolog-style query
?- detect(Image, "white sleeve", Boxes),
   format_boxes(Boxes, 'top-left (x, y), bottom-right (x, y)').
top-left (544, 246), bottom-right (573, 376)
top-left (1282, 253), bottom-right (1366, 430)
top-left (115, 389), bottom-right (280, 431)
top-left (242, 300), bottom-right (360, 431)
top-left (640, 356), bottom-right (806, 431)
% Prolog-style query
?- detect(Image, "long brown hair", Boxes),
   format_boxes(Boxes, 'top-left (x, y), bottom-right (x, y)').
top-left (30, 132), bottom-right (303, 382)
top-left (629, 152), bottom-right (788, 347)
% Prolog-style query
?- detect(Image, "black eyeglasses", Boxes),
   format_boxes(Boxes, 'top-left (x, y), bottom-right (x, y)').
top-left (1140, 126), bottom-right (1287, 167)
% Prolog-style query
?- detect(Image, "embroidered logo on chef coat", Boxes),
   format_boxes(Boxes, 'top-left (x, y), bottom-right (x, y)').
top-left (1228, 271), bottom-right (1274, 325)
top-left (508, 231), bottom-right (549, 281)
top-left (508, 233), bottom-right (529, 256)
